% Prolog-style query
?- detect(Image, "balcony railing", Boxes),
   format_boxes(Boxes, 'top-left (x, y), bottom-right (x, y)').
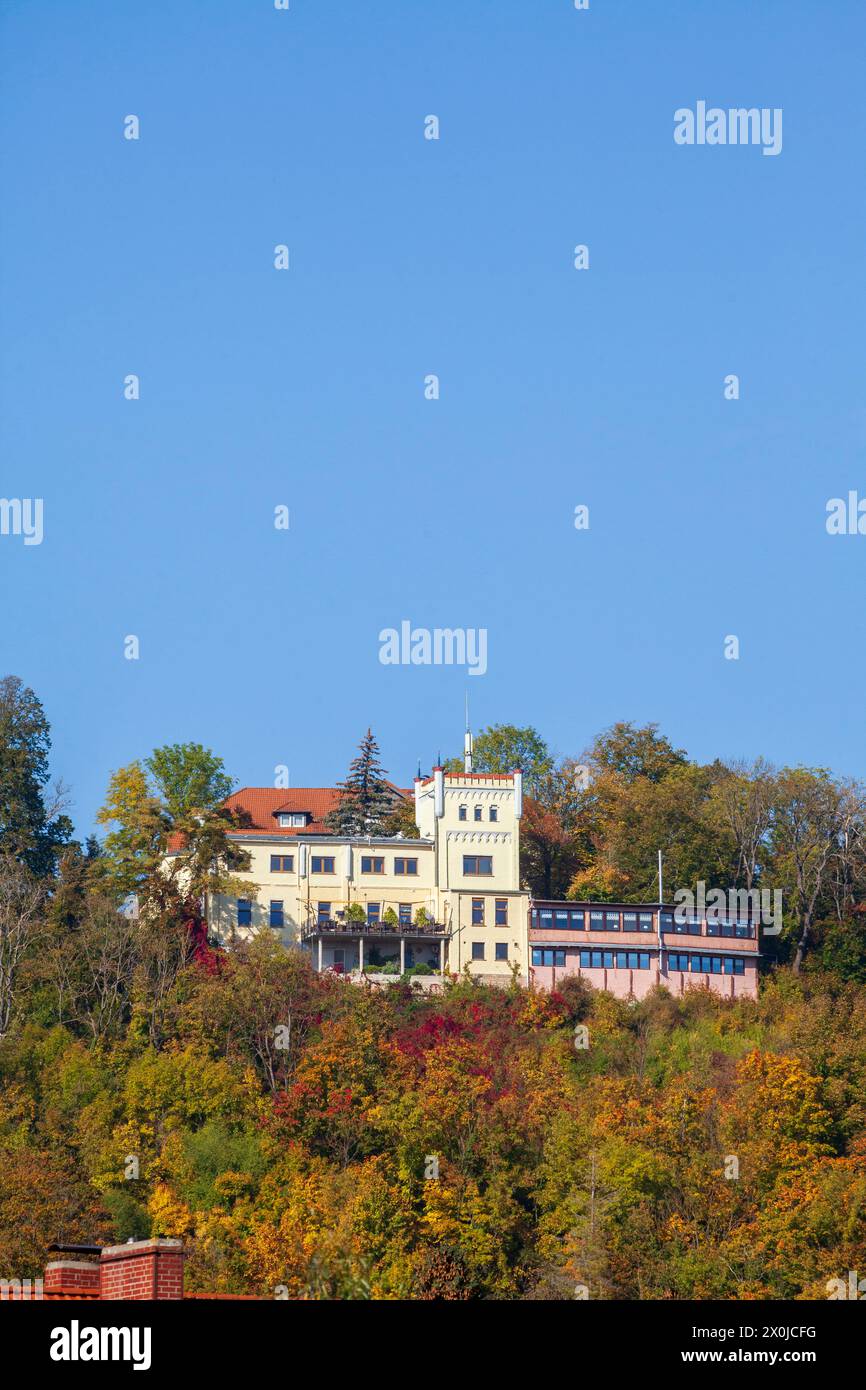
top-left (300, 917), bottom-right (448, 941)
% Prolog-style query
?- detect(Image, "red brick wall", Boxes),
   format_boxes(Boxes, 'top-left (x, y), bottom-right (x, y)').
top-left (44, 1262), bottom-right (101, 1298)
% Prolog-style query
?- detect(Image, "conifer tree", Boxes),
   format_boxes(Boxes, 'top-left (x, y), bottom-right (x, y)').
top-left (325, 729), bottom-right (394, 836)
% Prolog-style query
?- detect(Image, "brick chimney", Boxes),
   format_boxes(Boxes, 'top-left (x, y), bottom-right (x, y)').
top-left (44, 1260), bottom-right (101, 1299)
top-left (98, 1238), bottom-right (184, 1301)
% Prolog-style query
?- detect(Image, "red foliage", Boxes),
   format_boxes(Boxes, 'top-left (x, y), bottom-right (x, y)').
top-left (182, 906), bottom-right (223, 975)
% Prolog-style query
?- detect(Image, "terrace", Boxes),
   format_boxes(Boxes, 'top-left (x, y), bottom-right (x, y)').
top-left (300, 916), bottom-right (449, 941)
top-left (301, 915), bottom-right (449, 975)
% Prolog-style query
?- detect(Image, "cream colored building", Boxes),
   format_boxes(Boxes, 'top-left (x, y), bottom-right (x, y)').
top-left (200, 764), bottom-right (530, 983)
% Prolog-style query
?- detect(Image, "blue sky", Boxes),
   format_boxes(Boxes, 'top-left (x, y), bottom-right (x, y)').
top-left (1, 0), bottom-right (864, 836)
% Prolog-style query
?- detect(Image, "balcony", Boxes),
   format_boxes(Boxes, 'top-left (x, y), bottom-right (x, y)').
top-left (300, 917), bottom-right (449, 941)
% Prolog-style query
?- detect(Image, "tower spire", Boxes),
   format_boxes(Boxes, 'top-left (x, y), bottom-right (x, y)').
top-left (464, 692), bottom-right (473, 774)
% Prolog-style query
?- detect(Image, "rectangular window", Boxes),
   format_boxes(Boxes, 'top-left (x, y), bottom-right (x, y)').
top-left (494, 942), bottom-right (508, 962)
top-left (361, 856), bottom-right (384, 874)
top-left (471, 898), bottom-right (485, 925)
top-left (623, 912), bottom-right (637, 932)
top-left (367, 903), bottom-right (381, 925)
top-left (555, 910), bottom-right (570, 931)
top-left (270, 854), bottom-right (294, 873)
top-left (639, 912), bottom-right (654, 933)
top-left (332, 948), bottom-right (345, 967)
top-left (237, 898), bottom-right (252, 926)
top-left (532, 947), bottom-right (543, 966)
top-left (591, 950), bottom-right (603, 969)
top-left (473, 806), bottom-right (482, 821)
top-left (638, 952), bottom-right (650, 970)
top-left (735, 922), bottom-right (754, 938)
top-left (394, 857), bottom-right (418, 875)
top-left (660, 912), bottom-right (674, 932)
top-left (489, 806), bottom-right (498, 822)
top-left (540, 909), bottom-right (553, 929)
top-left (615, 951), bottom-right (628, 969)
top-left (543, 949), bottom-right (564, 966)
top-left (472, 941), bottom-right (485, 961)
top-left (627, 951), bottom-right (639, 969)
top-left (604, 911), bottom-right (620, 932)
top-left (580, 949), bottom-right (591, 967)
top-left (733, 958), bottom-right (745, 976)
top-left (571, 909), bottom-right (585, 930)
top-left (269, 901), bottom-right (284, 928)
top-left (603, 950), bottom-right (614, 969)
top-left (495, 899), bottom-right (508, 926)
top-left (398, 903), bottom-right (411, 925)
top-left (459, 806), bottom-right (467, 821)
top-left (463, 855), bottom-right (493, 875)
top-left (589, 911), bottom-right (605, 931)
top-left (317, 901), bottom-right (331, 924)
top-left (311, 856), bottom-right (335, 874)
top-left (701, 956), bottom-right (713, 974)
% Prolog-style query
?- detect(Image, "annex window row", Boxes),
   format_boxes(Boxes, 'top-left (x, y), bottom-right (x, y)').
top-left (531, 909), bottom-right (655, 932)
top-left (531, 909), bottom-right (756, 937)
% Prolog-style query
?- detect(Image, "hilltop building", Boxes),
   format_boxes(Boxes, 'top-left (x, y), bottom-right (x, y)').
top-left (195, 738), bottom-right (530, 982)
top-left (188, 734), bottom-right (760, 1000)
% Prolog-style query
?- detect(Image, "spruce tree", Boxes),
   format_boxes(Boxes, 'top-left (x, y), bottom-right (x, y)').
top-left (325, 729), bottom-right (394, 836)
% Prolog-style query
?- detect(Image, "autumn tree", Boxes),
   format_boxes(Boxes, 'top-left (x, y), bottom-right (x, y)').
top-left (95, 744), bottom-right (254, 941)
top-left (768, 768), bottom-right (854, 972)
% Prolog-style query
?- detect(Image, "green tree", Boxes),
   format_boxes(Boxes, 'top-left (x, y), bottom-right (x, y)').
top-left (325, 730), bottom-right (395, 835)
top-left (145, 744), bottom-right (234, 821)
top-left (0, 676), bottom-right (72, 876)
top-left (465, 724), bottom-right (553, 794)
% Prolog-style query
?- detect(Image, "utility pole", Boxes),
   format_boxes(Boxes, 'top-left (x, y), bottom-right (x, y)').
top-left (657, 849), bottom-right (665, 979)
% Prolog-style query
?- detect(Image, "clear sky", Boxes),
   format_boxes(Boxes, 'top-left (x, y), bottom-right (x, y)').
top-left (2, 0), bottom-right (864, 837)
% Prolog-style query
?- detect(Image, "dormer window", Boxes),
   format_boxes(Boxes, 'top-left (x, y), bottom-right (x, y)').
top-left (277, 812), bottom-right (308, 828)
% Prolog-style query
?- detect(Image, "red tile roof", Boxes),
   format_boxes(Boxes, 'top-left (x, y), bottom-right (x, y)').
top-left (166, 785), bottom-right (411, 850)
top-left (226, 786), bottom-right (342, 828)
